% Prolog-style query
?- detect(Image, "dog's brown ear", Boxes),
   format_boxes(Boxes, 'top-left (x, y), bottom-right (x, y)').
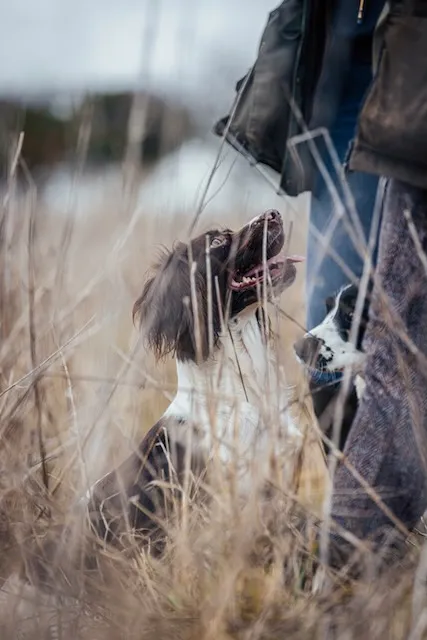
top-left (133, 247), bottom-right (209, 362)
top-left (132, 284), bottom-right (145, 330)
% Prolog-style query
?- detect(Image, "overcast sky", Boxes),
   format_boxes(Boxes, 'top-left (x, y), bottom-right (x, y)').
top-left (0, 0), bottom-right (274, 112)
top-left (2, 0), bottom-right (305, 221)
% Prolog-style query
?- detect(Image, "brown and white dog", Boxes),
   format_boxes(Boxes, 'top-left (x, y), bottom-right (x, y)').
top-left (84, 209), bottom-right (304, 552)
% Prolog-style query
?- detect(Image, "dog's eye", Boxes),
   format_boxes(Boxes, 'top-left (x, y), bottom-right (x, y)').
top-left (210, 235), bottom-right (227, 249)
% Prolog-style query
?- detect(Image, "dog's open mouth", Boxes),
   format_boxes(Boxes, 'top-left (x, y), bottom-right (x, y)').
top-left (230, 253), bottom-right (304, 291)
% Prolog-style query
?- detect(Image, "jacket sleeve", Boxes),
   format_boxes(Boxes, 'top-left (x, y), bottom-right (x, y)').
top-left (213, 0), bottom-right (330, 198)
top-left (349, 2), bottom-right (427, 189)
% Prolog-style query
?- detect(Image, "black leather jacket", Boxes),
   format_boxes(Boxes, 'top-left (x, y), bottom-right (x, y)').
top-left (214, 1), bottom-right (427, 196)
top-left (214, 0), bottom-right (332, 197)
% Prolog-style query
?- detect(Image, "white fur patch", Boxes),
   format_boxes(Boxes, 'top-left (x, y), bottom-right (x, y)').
top-left (164, 306), bottom-right (301, 492)
top-left (308, 286), bottom-right (366, 374)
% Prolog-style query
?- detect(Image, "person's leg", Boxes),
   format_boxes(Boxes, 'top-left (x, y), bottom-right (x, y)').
top-left (307, 167), bottom-right (380, 329)
top-left (330, 178), bottom-right (427, 554)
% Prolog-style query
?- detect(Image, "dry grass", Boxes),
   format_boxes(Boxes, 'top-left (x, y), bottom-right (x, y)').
top-left (0, 152), bottom-right (425, 640)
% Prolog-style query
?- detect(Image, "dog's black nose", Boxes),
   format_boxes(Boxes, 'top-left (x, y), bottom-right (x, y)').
top-left (293, 335), bottom-right (323, 365)
top-left (264, 209), bottom-right (280, 222)
top-left (263, 209), bottom-right (281, 225)
top-left (253, 209), bottom-right (281, 227)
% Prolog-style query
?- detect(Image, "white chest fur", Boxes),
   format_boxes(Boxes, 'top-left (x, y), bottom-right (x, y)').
top-left (164, 307), bottom-right (301, 489)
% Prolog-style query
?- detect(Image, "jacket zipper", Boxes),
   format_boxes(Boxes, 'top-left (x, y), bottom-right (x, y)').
top-left (358, 0), bottom-right (366, 24)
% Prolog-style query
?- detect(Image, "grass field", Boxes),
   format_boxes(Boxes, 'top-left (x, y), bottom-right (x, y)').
top-left (0, 151), bottom-right (424, 639)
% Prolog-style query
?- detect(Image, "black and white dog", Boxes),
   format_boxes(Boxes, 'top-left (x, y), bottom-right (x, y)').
top-left (85, 209), bottom-right (304, 552)
top-left (294, 284), bottom-right (370, 454)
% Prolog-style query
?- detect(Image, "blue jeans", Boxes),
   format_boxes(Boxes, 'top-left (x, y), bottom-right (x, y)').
top-left (307, 147), bottom-right (380, 329)
top-left (306, 61), bottom-right (381, 329)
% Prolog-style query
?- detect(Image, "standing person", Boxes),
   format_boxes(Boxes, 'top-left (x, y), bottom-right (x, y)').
top-left (217, 0), bottom-right (427, 564)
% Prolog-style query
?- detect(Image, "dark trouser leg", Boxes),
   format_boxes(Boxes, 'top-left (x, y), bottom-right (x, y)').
top-left (330, 178), bottom-right (427, 554)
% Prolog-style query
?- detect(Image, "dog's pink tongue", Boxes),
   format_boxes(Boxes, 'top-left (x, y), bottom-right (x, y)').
top-left (287, 255), bottom-right (305, 263)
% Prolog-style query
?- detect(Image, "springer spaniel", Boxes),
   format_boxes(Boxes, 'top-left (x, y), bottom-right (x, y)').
top-left (293, 284), bottom-right (370, 453)
top-left (84, 209), bottom-right (304, 552)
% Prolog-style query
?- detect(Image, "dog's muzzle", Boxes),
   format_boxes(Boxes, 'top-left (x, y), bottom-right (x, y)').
top-left (293, 335), bottom-right (343, 385)
top-left (293, 335), bottom-right (322, 365)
